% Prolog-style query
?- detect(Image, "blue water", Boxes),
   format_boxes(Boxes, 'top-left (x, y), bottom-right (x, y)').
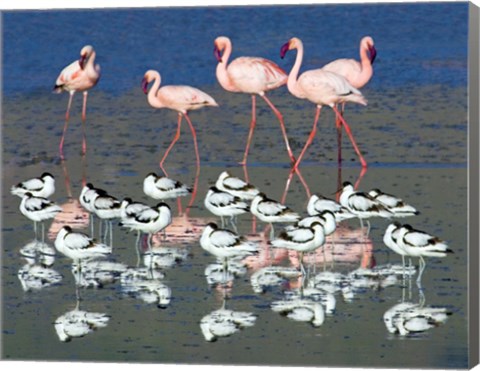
top-left (2, 2), bottom-right (468, 96)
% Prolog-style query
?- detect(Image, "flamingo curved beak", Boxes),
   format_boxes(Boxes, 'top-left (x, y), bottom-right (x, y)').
top-left (280, 42), bottom-right (290, 59)
top-left (214, 45), bottom-right (222, 63)
top-left (141, 78), bottom-right (149, 94)
top-left (79, 54), bottom-right (87, 70)
top-left (369, 45), bottom-right (377, 64)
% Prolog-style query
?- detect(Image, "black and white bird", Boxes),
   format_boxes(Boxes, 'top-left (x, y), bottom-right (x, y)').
top-left (250, 193), bottom-right (300, 238)
top-left (339, 182), bottom-right (392, 233)
top-left (143, 172), bottom-right (191, 200)
top-left (79, 183), bottom-right (107, 213)
top-left (79, 183), bottom-right (108, 236)
top-left (307, 194), bottom-right (355, 222)
top-left (11, 172), bottom-right (56, 199)
top-left (271, 221), bottom-right (326, 274)
top-left (296, 210), bottom-right (336, 237)
top-left (90, 191), bottom-right (123, 245)
top-left (384, 222), bottom-right (410, 268)
top-left (204, 186), bottom-right (249, 230)
top-left (396, 224), bottom-right (452, 282)
top-left (119, 202), bottom-right (172, 251)
top-left (200, 223), bottom-right (258, 270)
top-left (19, 192), bottom-right (62, 242)
top-left (215, 171), bottom-right (260, 200)
top-left (120, 198), bottom-right (150, 220)
top-left (54, 226), bottom-right (112, 264)
top-left (368, 188), bottom-right (419, 217)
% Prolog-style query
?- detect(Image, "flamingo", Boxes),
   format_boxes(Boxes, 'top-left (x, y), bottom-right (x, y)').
top-left (214, 36), bottom-right (296, 165)
top-left (141, 69), bottom-right (218, 174)
top-left (322, 36), bottom-right (376, 164)
top-left (322, 36), bottom-right (376, 90)
top-left (280, 37), bottom-right (368, 169)
top-left (54, 45), bottom-right (100, 159)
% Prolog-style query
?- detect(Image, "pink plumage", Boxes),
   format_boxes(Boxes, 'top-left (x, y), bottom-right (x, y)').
top-left (54, 45), bottom-right (100, 159)
top-left (214, 36), bottom-right (295, 165)
top-left (280, 37), bottom-right (368, 169)
top-left (141, 69), bottom-right (217, 173)
top-left (322, 36), bottom-right (376, 89)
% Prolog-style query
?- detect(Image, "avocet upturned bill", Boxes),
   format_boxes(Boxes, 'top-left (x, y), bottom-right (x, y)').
top-left (204, 186), bottom-right (249, 229)
top-left (368, 188), bottom-right (419, 217)
top-left (215, 171), bottom-right (260, 200)
top-left (11, 172), bottom-right (55, 199)
top-left (19, 192), bottom-right (62, 241)
top-left (143, 172), bottom-right (192, 200)
top-left (250, 192), bottom-right (300, 237)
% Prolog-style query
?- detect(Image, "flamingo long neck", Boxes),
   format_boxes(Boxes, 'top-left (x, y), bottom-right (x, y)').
top-left (216, 41), bottom-right (238, 92)
top-left (85, 51), bottom-right (99, 79)
top-left (286, 43), bottom-right (306, 99)
top-left (356, 43), bottom-right (373, 87)
top-left (147, 73), bottom-right (165, 109)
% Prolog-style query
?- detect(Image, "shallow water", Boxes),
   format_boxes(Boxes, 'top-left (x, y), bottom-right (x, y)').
top-left (1, 2), bottom-right (470, 369)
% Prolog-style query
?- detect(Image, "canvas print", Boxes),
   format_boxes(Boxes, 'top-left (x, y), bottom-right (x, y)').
top-left (1, 1), bottom-right (477, 369)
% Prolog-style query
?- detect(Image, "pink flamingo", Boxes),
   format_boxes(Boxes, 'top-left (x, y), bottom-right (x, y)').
top-left (280, 37), bottom-right (368, 169)
top-left (322, 36), bottom-right (376, 164)
top-left (214, 36), bottom-right (296, 165)
top-left (141, 69), bottom-right (218, 173)
top-left (54, 45), bottom-right (100, 159)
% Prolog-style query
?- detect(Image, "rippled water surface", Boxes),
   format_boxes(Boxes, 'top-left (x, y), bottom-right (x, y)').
top-left (1, 2), bottom-right (470, 369)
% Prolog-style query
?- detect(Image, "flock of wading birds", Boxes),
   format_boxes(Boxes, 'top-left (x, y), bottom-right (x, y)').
top-left (12, 36), bottom-right (452, 288)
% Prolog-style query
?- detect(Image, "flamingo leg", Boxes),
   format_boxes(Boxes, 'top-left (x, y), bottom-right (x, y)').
top-left (240, 95), bottom-right (257, 165)
top-left (160, 114), bottom-right (182, 175)
top-left (261, 94), bottom-right (296, 164)
top-left (81, 92), bottom-right (88, 155)
top-left (293, 106), bottom-right (322, 170)
top-left (281, 168), bottom-right (295, 204)
top-left (59, 93), bottom-right (75, 159)
top-left (183, 113), bottom-right (201, 169)
top-left (65, 91), bottom-right (74, 121)
top-left (184, 112), bottom-right (201, 217)
top-left (331, 105), bottom-right (367, 168)
top-left (294, 167), bottom-right (311, 199)
top-left (336, 103), bottom-right (344, 165)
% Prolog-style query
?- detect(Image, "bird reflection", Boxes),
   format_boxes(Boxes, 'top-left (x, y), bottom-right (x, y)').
top-left (204, 257), bottom-right (248, 288)
top-left (271, 297), bottom-right (325, 327)
top-left (71, 260), bottom-right (128, 288)
top-left (250, 266), bottom-right (300, 294)
top-left (18, 239), bottom-right (61, 291)
top-left (286, 225), bottom-right (374, 273)
top-left (120, 267), bottom-right (171, 308)
top-left (383, 281), bottom-right (451, 336)
top-left (48, 158), bottom-right (90, 241)
top-left (54, 298), bottom-right (110, 342)
top-left (143, 246), bottom-right (190, 269)
top-left (18, 263), bottom-right (63, 292)
top-left (200, 296), bottom-right (257, 342)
